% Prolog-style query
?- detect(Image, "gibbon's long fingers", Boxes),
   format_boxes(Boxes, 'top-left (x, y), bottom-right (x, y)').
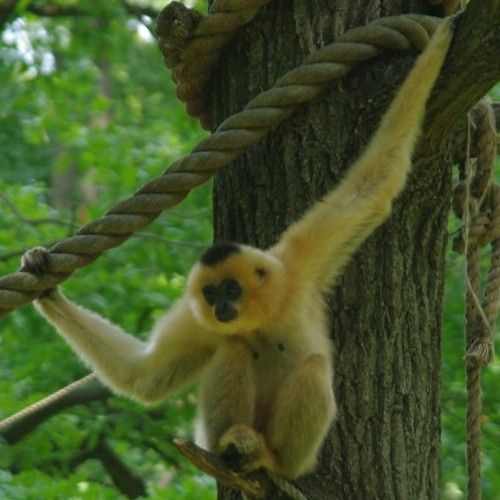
top-left (272, 19), bottom-right (454, 291)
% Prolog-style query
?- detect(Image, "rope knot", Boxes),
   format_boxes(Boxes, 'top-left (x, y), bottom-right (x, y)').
top-left (466, 338), bottom-right (495, 367)
top-left (155, 1), bottom-right (202, 68)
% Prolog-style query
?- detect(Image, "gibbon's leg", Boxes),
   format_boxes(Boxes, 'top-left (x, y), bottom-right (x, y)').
top-left (265, 354), bottom-right (336, 479)
top-left (23, 247), bottom-right (213, 403)
top-left (271, 19), bottom-right (455, 291)
top-left (199, 337), bottom-right (257, 452)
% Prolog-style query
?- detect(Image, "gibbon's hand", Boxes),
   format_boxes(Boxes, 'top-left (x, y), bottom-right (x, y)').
top-left (21, 246), bottom-right (57, 298)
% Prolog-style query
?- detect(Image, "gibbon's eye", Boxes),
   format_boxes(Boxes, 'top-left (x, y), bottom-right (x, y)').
top-left (220, 279), bottom-right (242, 301)
top-left (202, 279), bottom-right (242, 307)
top-left (255, 267), bottom-right (267, 279)
top-left (202, 285), bottom-right (218, 306)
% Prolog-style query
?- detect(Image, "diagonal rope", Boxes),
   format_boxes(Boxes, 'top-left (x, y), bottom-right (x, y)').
top-left (0, 374), bottom-right (97, 433)
top-left (0, 14), bottom-right (443, 320)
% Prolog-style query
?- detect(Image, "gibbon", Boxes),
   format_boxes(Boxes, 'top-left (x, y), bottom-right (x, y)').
top-left (22, 19), bottom-right (453, 480)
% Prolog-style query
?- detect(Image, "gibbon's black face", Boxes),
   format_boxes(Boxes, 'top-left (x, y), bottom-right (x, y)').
top-left (202, 278), bottom-right (242, 322)
top-left (199, 243), bottom-right (243, 323)
top-left (189, 241), bottom-right (287, 333)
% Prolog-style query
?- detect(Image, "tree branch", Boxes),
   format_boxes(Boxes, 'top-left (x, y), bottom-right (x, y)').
top-left (120, 0), bottom-right (159, 20)
top-left (26, 1), bottom-right (159, 20)
top-left (425, 0), bottom-right (500, 144)
top-left (173, 439), bottom-right (301, 499)
top-left (0, 0), bottom-right (17, 27)
top-left (0, 0), bottom-right (160, 31)
top-left (65, 436), bottom-right (146, 499)
top-left (492, 102), bottom-right (500, 131)
top-left (92, 437), bottom-right (146, 499)
top-left (0, 190), bottom-right (75, 229)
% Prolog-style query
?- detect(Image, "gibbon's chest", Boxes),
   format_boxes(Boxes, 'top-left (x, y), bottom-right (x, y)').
top-left (242, 327), bottom-right (323, 382)
top-left (248, 333), bottom-right (292, 372)
top-left (242, 332), bottom-right (296, 429)
top-left (241, 298), bottom-right (331, 368)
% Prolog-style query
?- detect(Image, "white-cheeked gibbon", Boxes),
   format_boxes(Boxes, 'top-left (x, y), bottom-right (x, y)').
top-left (22, 19), bottom-right (453, 480)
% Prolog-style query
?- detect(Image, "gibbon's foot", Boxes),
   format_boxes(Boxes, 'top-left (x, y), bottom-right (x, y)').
top-left (21, 246), bottom-right (56, 297)
top-left (219, 424), bottom-right (279, 474)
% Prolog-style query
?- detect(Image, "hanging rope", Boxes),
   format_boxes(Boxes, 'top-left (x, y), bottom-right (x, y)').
top-left (452, 99), bottom-right (498, 500)
top-left (0, 13), bottom-right (443, 320)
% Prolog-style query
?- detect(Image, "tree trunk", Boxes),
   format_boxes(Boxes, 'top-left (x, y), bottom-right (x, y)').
top-left (209, 1), bottom-right (498, 498)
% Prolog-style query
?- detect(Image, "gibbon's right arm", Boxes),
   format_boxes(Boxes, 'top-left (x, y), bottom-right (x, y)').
top-left (24, 248), bottom-right (215, 404)
top-left (272, 19), bottom-right (454, 293)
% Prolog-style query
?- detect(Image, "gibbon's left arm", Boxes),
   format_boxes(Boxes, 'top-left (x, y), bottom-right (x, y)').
top-left (22, 248), bottom-right (215, 404)
top-left (271, 19), bottom-right (454, 293)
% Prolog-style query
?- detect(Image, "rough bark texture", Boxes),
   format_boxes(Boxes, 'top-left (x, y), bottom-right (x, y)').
top-left (209, 0), bottom-right (499, 498)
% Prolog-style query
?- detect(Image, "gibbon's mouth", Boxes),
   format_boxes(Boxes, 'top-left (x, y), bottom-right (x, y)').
top-left (215, 301), bottom-right (238, 323)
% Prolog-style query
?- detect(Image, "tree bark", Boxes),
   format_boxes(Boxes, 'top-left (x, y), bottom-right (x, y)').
top-left (210, 0), bottom-right (499, 498)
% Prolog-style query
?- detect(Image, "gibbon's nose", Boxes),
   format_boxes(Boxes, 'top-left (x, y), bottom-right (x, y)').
top-left (215, 300), bottom-right (238, 323)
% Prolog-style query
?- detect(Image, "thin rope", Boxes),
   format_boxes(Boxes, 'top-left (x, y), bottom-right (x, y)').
top-left (0, 14), bottom-right (443, 320)
top-left (0, 373), bottom-right (96, 431)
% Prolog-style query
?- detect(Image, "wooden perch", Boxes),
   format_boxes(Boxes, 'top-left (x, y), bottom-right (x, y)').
top-left (173, 438), bottom-right (304, 499)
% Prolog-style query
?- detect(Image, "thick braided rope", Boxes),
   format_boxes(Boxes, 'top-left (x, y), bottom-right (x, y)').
top-left (155, 0), bottom-right (272, 129)
top-left (156, 0), bottom-right (464, 129)
top-left (0, 14), bottom-right (441, 320)
top-left (456, 100), bottom-right (498, 500)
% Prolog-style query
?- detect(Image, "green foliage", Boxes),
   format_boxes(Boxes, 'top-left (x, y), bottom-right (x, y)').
top-left (0, 469), bottom-right (118, 499)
